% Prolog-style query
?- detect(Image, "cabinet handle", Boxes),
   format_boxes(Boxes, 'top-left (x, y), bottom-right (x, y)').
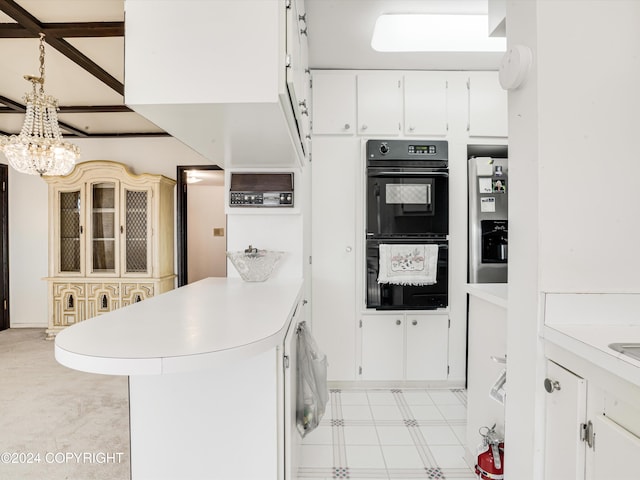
top-left (396, 319), bottom-right (401, 326)
top-left (79, 225), bottom-right (83, 234)
top-left (412, 319), bottom-right (417, 326)
top-left (300, 27), bottom-right (308, 36)
top-left (120, 225), bottom-right (124, 234)
top-left (409, 126), bottom-right (415, 132)
top-left (544, 378), bottom-right (561, 393)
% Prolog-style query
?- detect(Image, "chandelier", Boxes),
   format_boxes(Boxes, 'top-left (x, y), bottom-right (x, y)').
top-left (0, 33), bottom-right (80, 176)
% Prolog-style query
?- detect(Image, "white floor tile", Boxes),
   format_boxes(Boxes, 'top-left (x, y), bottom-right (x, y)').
top-left (375, 425), bottom-right (415, 445)
top-left (370, 404), bottom-right (404, 421)
top-left (367, 390), bottom-right (397, 405)
top-left (428, 390), bottom-right (462, 405)
top-left (401, 390), bottom-right (433, 405)
top-left (345, 445), bottom-right (386, 468)
top-left (450, 425), bottom-right (467, 443)
top-left (429, 445), bottom-right (469, 468)
top-left (381, 445), bottom-right (425, 469)
top-left (340, 404), bottom-right (373, 420)
top-left (338, 391), bottom-right (369, 405)
top-left (409, 405), bottom-right (445, 421)
top-left (343, 425), bottom-right (379, 445)
top-left (302, 425), bottom-right (333, 445)
top-left (300, 444), bottom-right (334, 468)
top-left (437, 404), bottom-right (467, 421)
top-left (418, 425), bottom-right (461, 445)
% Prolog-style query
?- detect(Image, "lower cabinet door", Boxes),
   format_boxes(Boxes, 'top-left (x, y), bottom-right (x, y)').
top-left (591, 414), bottom-right (640, 480)
top-left (405, 314), bottom-right (449, 380)
top-left (361, 315), bottom-right (404, 380)
top-left (544, 360), bottom-right (587, 480)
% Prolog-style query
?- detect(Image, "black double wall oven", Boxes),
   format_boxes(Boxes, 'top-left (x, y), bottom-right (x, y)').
top-left (366, 139), bottom-right (449, 310)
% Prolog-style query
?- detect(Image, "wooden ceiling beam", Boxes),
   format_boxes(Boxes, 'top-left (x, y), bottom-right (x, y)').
top-left (0, 0), bottom-right (124, 95)
top-left (0, 22), bottom-right (124, 38)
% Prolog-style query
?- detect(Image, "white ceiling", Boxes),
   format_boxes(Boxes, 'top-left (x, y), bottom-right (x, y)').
top-left (0, 0), bottom-right (501, 139)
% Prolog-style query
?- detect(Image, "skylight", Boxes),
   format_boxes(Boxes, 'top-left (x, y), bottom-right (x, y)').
top-left (371, 14), bottom-right (506, 53)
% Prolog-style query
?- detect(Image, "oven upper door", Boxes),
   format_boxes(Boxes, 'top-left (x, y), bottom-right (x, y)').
top-left (367, 168), bottom-right (448, 237)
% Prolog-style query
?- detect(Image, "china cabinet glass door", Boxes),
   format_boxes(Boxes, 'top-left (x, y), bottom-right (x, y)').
top-left (59, 190), bottom-right (81, 273)
top-left (123, 188), bottom-right (149, 274)
top-left (91, 182), bottom-right (117, 274)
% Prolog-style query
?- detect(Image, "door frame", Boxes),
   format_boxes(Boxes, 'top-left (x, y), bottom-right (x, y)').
top-left (176, 165), bottom-right (223, 287)
top-left (0, 165), bottom-right (8, 330)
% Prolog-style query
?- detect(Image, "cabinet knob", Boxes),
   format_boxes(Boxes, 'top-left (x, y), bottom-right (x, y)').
top-left (361, 124), bottom-right (368, 131)
top-left (412, 319), bottom-right (417, 326)
top-left (396, 319), bottom-right (401, 326)
top-left (344, 123), bottom-right (351, 130)
top-left (409, 126), bottom-right (415, 132)
top-left (345, 246), bottom-right (352, 253)
top-left (544, 378), bottom-right (561, 393)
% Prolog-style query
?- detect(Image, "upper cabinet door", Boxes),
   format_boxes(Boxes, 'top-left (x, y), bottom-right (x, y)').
top-left (57, 187), bottom-right (85, 275)
top-left (89, 181), bottom-right (120, 276)
top-left (357, 73), bottom-right (403, 135)
top-left (311, 72), bottom-right (356, 135)
top-left (404, 72), bottom-right (448, 136)
top-left (468, 71), bottom-right (508, 137)
top-left (121, 187), bottom-right (152, 276)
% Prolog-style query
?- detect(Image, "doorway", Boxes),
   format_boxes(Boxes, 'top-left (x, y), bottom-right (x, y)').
top-left (176, 165), bottom-right (226, 287)
top-left (0, 165), bottom-right (8, 330)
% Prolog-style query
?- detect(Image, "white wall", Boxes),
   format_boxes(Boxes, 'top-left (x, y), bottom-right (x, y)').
top-left (8, 136), bottom-right (210, 328)
top-left (505, 1), bottom-right (640, 477)
top-left (187, 184), bottom-right (227, 282)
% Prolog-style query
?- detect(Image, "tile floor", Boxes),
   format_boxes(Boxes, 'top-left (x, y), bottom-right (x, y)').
top-left (298, 388), bottom-right (476, 480)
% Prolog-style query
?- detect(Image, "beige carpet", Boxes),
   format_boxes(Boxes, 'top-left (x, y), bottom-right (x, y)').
top-left (0, 328), bottom-right (130, 480)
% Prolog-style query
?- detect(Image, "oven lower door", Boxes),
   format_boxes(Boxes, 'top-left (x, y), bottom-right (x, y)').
top-left (366, 238), bottom-right (448, 310)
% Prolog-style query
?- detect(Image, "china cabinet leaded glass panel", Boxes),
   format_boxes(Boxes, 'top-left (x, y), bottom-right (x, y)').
top-left (59, 190), bottom-right (81, 272)
top-left (92, 183), bottom-right (116, 273)
top-left (125, 189), bottom-right (148, 273)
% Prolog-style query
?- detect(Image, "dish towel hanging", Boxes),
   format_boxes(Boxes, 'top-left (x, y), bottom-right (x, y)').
top-left (378, 244), bottom-right (439, 286)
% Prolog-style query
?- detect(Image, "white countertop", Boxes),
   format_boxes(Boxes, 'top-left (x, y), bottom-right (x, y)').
top-left (543, 293), bottom-right (640, 388)
top-left (55, 277), bottom-right (304, 376)
top-left (544, 324), bottom-right (640, 387)
top-left (466, 283), bottom-right (508, 308)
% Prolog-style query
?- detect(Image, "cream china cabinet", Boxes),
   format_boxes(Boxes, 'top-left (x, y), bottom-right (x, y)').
top-left (45, 161), bottom-right (175, 338)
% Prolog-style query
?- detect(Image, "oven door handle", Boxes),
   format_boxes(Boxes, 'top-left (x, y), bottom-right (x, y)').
top-left (368, 171), bottom-right (449, 177)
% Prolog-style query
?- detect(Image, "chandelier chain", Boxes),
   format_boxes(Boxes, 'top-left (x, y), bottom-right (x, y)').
top-left (38, 33), bottom-right (45, 94)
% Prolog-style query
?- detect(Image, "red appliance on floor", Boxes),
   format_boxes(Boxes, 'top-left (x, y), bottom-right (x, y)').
top-left (475, 424), bottom-right (504, 480)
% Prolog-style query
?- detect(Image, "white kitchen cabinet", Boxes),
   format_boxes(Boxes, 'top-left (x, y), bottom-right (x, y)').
top-left (310, 137), bottom-right (360, 381)
top-left (356, 73), bottom-right (403, 135)
top-left (286, 0), bottom-right (310, 154)
top-left (360, 314), bottom-right (405, 381)
top-left (467, 71), bottom-right (508, 137)
top-left (45, 161), bottom-right (175, 338)
top-left (360, 313), bottom-right (449, 381)
top-left (543, 360), bottom-right (587, 480)
top-left (311, 71), bottom-right (356, 135)
top-left (405, 314), bottom-right (449, 380)
top-left (591, 414), bottom-right (640, 480)
top-left (403, 72), bottom-right (449, 136)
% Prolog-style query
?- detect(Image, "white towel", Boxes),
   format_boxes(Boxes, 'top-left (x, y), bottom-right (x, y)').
top-left (377, 244), bottom-right (439, 286)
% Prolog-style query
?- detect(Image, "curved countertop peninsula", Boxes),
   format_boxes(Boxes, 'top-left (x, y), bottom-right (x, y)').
top-left (55, 276), bottom-right (305, 480)
top-left (55, 277), bottom-right (304, 376)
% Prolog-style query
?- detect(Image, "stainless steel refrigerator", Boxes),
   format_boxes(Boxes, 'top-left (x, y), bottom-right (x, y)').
top-left (468, 146), bottom-right (508, 283)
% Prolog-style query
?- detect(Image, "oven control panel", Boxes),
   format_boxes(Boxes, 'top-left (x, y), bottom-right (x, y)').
top-left (229, 191), bottom-right (293, 207)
